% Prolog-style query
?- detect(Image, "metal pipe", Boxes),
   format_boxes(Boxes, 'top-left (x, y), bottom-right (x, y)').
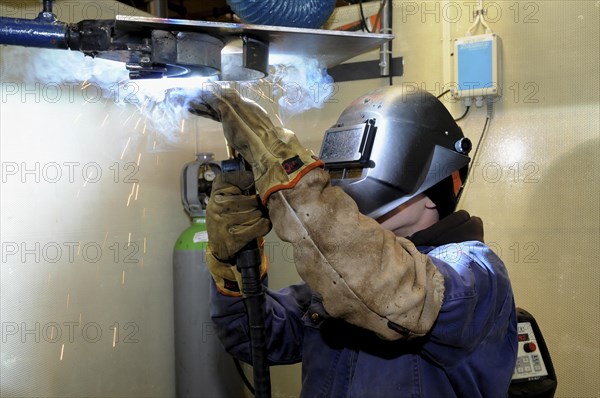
top-left (149, 0), bottom-right (169, 18)
top-left (0, 17), bottom-right (68, 49)
top-left (379, 0), bottom-right (392, 76)
top-left (43, 0), bottom-right (53, 13)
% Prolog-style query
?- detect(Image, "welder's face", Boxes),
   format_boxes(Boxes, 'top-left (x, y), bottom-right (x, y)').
top-left (376, 194), bottom-right (439, 237)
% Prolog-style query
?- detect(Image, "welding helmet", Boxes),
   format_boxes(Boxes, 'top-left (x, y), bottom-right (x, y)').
top-left (319, 86), bottom-right (472, 220)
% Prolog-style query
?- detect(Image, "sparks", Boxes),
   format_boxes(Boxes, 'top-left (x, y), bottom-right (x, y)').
top-left (112, 327), bottom-right (118, 348)
top-left (100, 113), bottom-right (110, 127)
top-left (120, 137), bottom-right (132, 160)
top-left (126, 183), bottom-right (136, 207)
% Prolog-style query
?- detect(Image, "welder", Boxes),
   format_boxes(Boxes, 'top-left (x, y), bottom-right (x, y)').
top-left (190, 85), bottom-right (518, 397)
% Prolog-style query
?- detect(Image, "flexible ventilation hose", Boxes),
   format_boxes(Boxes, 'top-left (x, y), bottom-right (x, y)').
top-left (226, 0), bottom-right (337, 29)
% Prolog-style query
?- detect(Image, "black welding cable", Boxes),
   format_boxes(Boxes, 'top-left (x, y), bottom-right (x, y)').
top-left (461, 108), bottom-right (492, 198)
top-left (359, 0), bottom-right (371, 33)
top-left (436, 91), bottom-right (471, 121)
top-left (454, 106), bottom-right (470, 122)
top-left (469, 115), bottom-right (490, 173)
top-left (236, 241), bottom-right (271, 398)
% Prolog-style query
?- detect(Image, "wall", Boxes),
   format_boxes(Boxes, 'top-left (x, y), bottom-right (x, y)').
top-left (0, 1), bottom-right (228, 397)
top-left (452, 2), bottom-right (599, 397)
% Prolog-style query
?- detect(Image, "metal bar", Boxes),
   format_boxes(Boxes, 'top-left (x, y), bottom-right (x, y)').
top-left (379, 0), bottom-right (392, 76)
top-left (115, 15), bottom-right (394, 69)
top-left (328, 56), bottom-right (403, 82)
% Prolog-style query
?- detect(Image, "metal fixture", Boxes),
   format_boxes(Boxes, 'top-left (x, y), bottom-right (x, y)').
top-left (149, 0), bottom-right (169, 18)
top-left (0, 10), bottom-right (393, 81)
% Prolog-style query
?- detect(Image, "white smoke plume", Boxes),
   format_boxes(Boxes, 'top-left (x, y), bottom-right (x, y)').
top-left (0, 46), bottom-right (334, 148)
top-left (267, 55), bottom-right (335, 122)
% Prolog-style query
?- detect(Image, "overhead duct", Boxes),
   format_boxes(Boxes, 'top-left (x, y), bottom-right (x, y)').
top-left (226, 0), bottom-right (337, 29)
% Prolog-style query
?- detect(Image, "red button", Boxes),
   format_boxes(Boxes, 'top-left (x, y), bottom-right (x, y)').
top-left (524, 342), bottom-right (537, 353)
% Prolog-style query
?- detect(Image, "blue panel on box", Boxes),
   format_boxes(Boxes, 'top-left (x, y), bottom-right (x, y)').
top-left (457, 39), bottom-right (493, 91)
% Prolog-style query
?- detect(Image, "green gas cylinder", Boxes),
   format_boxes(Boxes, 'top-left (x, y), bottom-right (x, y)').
top-left (173, 217), bottom-right (242, 397)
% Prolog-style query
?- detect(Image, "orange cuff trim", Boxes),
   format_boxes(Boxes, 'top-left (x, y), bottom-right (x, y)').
top-left (261, 160), bottom-right (325, 205)
top-left (261, 253), bottom-right (269, 279)
top-left (215, 284), bottom-right (242, 297)
top-left (451, 170), bottom-right (462, 197)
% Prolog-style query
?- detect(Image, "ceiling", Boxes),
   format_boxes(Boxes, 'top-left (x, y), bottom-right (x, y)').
top-left (117, 0), bottom-right (353, 21)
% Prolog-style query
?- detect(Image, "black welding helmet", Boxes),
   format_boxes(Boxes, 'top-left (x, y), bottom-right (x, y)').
top-left (319, 86), bottom-right (472, 220)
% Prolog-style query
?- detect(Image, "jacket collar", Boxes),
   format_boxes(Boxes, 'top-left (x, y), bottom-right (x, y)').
top-left (408, 210), bottom-right (484, 246)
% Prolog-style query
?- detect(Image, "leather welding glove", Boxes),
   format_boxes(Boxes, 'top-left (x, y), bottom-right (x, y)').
top-left (192, 91), bottom-right (444, 339)
top-left (206, 170), bottom-right (271, 296)
top-left (189, 90), bottom-right (324, 204)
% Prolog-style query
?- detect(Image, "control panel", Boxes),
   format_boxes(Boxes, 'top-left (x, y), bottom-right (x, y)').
top-left (513, 321), bottom-right (549, 380)
top-left (509, 308), bottom-right (557, 398)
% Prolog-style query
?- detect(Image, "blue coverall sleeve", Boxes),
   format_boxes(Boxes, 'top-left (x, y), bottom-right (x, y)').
top-left (209, 280), bottom-right (312, 365)
top-left (423, 241), bottom-right (517, 368)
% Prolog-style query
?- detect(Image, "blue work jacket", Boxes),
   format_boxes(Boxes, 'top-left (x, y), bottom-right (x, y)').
top-left (210, 241), bottom-right (518, 397)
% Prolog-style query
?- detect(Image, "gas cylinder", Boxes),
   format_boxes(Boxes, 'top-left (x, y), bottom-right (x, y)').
top-left (173, 155), bottom-right (242, 397)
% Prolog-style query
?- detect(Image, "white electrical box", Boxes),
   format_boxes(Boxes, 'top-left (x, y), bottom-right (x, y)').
top-left (452, 33), bottom-right (501, 99)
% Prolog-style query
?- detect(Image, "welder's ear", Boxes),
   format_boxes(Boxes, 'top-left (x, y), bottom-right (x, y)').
top-left (424, 196), bottom-right (437, 210)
